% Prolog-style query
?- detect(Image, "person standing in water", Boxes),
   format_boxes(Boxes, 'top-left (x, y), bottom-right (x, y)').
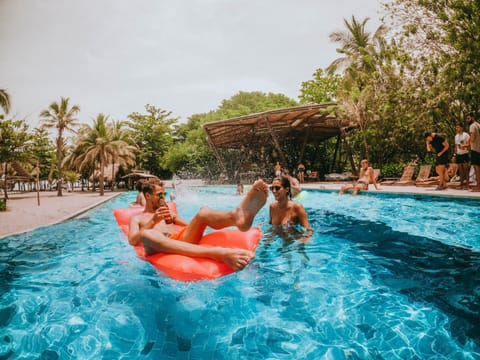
top-left (269, 175), bottom-right (312, 242)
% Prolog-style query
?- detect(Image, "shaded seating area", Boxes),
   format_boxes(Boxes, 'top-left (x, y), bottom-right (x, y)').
top-left (202, 104), bottom-right (357, 184)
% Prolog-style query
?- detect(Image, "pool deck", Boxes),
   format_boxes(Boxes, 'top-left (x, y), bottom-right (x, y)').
top-left (301, 181), bottom-right (480, 199)
top-left (0, 190), bottom-right (122, 238)
top-left (1, 182), bottom-right (479, 239)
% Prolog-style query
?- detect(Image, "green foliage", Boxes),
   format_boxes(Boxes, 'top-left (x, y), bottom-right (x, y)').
top-left (0, 118), bottom-right (31, 164)
top-left (127, 105), bottom-right (177, 178)
top-left (0, 198), bottom-right (6, 211)
top-left (30, 128), bottom-right (56, 179)
top-left (299, 68), bottom-right (341, 104)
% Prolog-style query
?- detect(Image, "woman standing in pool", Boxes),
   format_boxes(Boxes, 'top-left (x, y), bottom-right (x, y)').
top-left (269, 175), bottom-right (312, 242)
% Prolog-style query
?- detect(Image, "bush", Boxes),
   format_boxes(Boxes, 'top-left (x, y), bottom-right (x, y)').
top-left (381, 163), bottom-right (408, 179)
top-left (0, 198), bottom-right (6, 211)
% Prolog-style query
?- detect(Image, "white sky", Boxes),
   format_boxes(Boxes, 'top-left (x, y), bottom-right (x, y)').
top-left (0, 0), bottom-right (386, 126)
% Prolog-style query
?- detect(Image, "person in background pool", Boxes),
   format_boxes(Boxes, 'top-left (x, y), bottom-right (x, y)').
top-left (128, 179), bottom-right (269, 271)
top-left (129, 180), bottom-right (146, 207)
top-left (269, 175), bottom-right (312, 242)
top-left (236, 183), bottom-right (244, 195)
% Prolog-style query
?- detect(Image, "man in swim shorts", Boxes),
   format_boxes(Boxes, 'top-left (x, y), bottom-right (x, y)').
top-left (339, 159), bottom-right (380, 196)
top-left (128, 179), bottom-right (269, 271)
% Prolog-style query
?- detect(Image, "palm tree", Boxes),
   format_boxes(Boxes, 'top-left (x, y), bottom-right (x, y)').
top-left (69, 114), bottom-right (136, 196)
top-left (108, 119), bottom-right (137, 188)
top-left (40, 97), bottom-right (80, 196)
top-left (328, 16), bottom-right (387, 162)
top-left (328, 16), bottom-right (387, 85)
top-left (0, 89), bottom-right (11, 114)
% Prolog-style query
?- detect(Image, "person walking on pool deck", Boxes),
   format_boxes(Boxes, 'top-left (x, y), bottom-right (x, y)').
top-left (128, 179), bottom-right (269, 271)
top-left (466, 112), bottom-right (480, 192)
top-left (269, 175), bottom-right (312, 242)
top-left (339, 159), bottom-right (380, 196)
top-left (425, 131), bottom-right (450, 190)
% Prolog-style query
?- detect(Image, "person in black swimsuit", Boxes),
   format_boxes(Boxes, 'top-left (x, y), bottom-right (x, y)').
top-left (425, 132), bottom-right (450, 190)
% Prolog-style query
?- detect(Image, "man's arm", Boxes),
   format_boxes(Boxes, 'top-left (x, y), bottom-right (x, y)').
top-left (128, 215), bottom-right (143, 246)
top-left (295, 203), bottom-right (312, 242)
top-left (438, 140), bottom-right (449, 157)
top-left (128, 212), bottom-right (162, 245)
top-left (426, 140), bottom-right (432, 152)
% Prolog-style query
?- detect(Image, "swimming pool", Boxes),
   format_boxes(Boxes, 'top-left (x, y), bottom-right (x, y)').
top-left (1, 187), bottom-right (479, 359)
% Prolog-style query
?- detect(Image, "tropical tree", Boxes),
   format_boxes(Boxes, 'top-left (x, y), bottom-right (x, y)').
top-left (127, 105), bottom-right (177, 178)
top-left (0, 89), bottom-right (11, 114)
top-left (40, 97), bottom-right (80, 196)
top-left (0, 118), bottom-right (31, 199)
top-left (30, 128), bottom-right (56, 190)
top-left (328, 16), bottom-right (388, 164)
top-left (68, 114), bottom-right (135, 196)
top-left (108, 119), bottom-right (137, 187)
top-left (299, 68), bottom-right (341, 104)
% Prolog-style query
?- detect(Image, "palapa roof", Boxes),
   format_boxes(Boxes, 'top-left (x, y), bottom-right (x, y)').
top-left (202, 103), bottom-right (354, 150)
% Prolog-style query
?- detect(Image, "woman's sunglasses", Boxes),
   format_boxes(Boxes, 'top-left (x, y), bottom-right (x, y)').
top-left (269, 185), bottom-right (282, 192)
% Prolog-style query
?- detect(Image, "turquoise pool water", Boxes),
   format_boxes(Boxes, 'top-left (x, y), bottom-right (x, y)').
top-left (1, 187), bottom-right (479, 359)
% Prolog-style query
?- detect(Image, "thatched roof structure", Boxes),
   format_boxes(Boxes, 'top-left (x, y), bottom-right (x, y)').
top-left (202, 103), bottom-right (356, 175)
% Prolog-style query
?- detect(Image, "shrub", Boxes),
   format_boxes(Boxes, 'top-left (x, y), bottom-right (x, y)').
top-left (0, 198), bottom-right (6, 211)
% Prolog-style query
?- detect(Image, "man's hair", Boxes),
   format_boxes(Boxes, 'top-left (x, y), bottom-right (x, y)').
top-left (424, 132), bottom-right (432, 139)
top-left (141, 179), bottom-right (164, 195)
top-left (466, 112), bottom-right (474, 118)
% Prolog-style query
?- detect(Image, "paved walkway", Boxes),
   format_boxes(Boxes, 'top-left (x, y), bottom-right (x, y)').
top-left (0, 190), bottom-right (122, 238)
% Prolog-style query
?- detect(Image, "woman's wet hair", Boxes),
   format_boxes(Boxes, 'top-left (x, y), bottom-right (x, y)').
top-left (273, 175), bottom-right (292, 199)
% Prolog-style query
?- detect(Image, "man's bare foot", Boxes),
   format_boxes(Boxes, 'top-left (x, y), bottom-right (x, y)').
top-left (218, 248), bottom-right (254, 271)
top-left (235, 179), bottom-right (268, 231)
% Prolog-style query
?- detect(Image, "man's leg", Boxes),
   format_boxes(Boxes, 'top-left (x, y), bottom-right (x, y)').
top-left (180, 179), bottom-right (269, 243)
top-left (436, 165), bottom-right (446, 188)
top-left (473, 165), bottom-right (480, 191)
top-left (141, 230), bottom-right (254, 270)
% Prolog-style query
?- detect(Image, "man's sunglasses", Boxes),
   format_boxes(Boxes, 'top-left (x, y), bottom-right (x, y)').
top-left (156, 192), bottom-right (167, 198)
top-left (269, 185), bottom-right (282, 192)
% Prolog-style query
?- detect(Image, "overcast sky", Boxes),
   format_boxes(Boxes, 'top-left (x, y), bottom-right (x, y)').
top-left (1, 0), bottom-right (386, 126)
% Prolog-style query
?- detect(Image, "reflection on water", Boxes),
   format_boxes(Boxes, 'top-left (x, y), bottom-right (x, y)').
top-left (320, 210), bottom-right (480, 346)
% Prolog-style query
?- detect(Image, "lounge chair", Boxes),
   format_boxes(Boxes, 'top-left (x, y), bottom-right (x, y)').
top-left (381, 165), bottom-right (415, 186)
top-left (414, 165), bottom-right (437, 187)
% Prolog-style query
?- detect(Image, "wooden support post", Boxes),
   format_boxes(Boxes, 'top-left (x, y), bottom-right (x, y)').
top-left (264, 116), bottom-right (287, 166)
top-left (299, 131), bottom-right (309, 164)
top-left (331, 134), bottom-right (341, 173)
top-left (341, 128), bottom-right (357, 175)
top-left (204, 132), bottom-right (227, 175)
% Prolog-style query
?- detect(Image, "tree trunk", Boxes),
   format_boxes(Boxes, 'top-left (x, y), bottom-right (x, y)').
top-left (3, 162), bottom-right (8, 200)
top-left (56, 135), bottom-right (63, 196)
top-left (99, 157), bottom-right (105, 196)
